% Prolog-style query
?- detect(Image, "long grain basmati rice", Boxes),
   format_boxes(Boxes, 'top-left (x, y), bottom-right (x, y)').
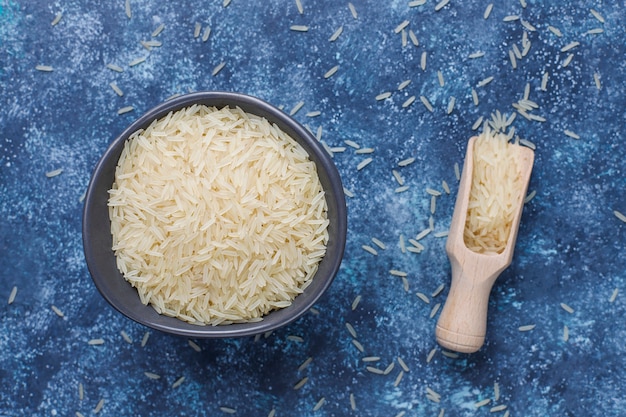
top-left (463, 130), bottom-right (526, 254)
top-left (109, 105), bottom-right (329, 326)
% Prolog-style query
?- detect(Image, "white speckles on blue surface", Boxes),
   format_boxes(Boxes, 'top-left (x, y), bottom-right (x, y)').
top-left (1, 0), bottom-right (626, 415)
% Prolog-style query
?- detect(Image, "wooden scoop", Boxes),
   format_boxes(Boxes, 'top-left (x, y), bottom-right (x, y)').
top-left (436, 136), bottom-right (534, 353)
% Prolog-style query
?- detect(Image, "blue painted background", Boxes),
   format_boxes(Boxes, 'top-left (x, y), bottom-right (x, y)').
top-left (1, 0), bottom-right (625, 416)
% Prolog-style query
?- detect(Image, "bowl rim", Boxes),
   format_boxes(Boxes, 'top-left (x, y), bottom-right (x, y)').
top-left (82, 91), bottom-right (347, 338)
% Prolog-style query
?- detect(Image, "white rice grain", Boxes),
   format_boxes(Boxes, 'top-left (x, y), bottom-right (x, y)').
top-left (212, 61), bottom-right (226, 75)
top-left (398, 80), bottom-right (412, 90)
top-left (484, 3), bottom-right (493, 19)
top-left (490, 405), bottom-right (507, 412)
top-left (194, 22), bottom-right (201, 38)
top-left (106, 63), bottom-right (124, 72)
top-left (563, 325), bottom-right (569, 342)
top-left (524, 190), bottom-right (536, 204)
top-left (429, 303), bottom-right (441, 319)
top-left (475, 399), bottom-right (491, 408)
top-left (346, 322), bottom-right (357, 338)
top-left (188, 340), bottom-right (202, 352)
top-left (434, 0), bottom-right (450, 12)
top-left (121, 330), bottom-right (132, 344)
top-left (609, 288), bottom-right (619, 302)
top-left (420, 95), bottom-right (433, 112)
top-left (471, 88), bottom-right (479, 105)
top-left (36, 65), bottom-right (54, 72)
top-left (144, 372), bottom-right (160, 380)
top-left (437, 71), bottom-right (445, 87)
top-left (594, 72), bottom-right (601, 90)
top-left (220, 407), bottom-right (236, 414)
top-left (290, 25), bottom-right (309, 32)
top-left (350, 393), bottom-right (356, 410)
top-left (416, 292), bottom-right (430, 304)
top-left (293, 377), bottom-right (309, 390)
top-left (45, 168), bottom-right (63, 178)
top-left (376, 92), bottom-right (392, 101)
top-left (329, 26), bottom-right (343, 42)
top-left (298, 357), bottom-right (313, 372)
top-left (351, 295), bottom-right (361, 310)
top-left (421, 51), bottom-right (427, 71)
top-left (141, 331), bottom-right (150, 347)
top-left (125, 0), bottom-right (131, 18)
top-left (402, 96), bottom-right (416, 108)
top-left (356, 157), bottom-right (373, 171)
top-left (172, 376), bottom-right (186, 388)
top-left (295, 0), bottom-right (303, 14)
top-left (469, 51), bottom-right (485, 59)
top-left (494, 382), bottom-right (500, 401)
top-left (152, 23), bottom-right (165, 37)
top-left (289, 100), bottom-right (305, 115)
top-left (447, 96), bottom-right (455, 114)
top-left (561, 41), bottom-right (580, 52)
top-left (426, 347), bottom-right (437, 363)
top-left (398, 157), bottom-right (415, 167)
top-left (518, 324), bottom-right (536, 332)
top-left (88, 338), bottom-right (104, 345)
top-left (564, 130), bottom-right (580, 140)
top-left (117, 106), bottom-right (134, 115)
top-left (590, 8), bottom-right (605, 23)
top-left (409, 30), bottom-right (419, 46)
top-left (110, 82), bottom-right (124, 96)
top-left (129, 56), bottom-right (146, 67)
top-left (8, 286), bottom-right (17, 304)
top-left (394, 20), bottom-right (410, 34)
top-left (51, 305), bottom-right (64, 317)
top-left (352, 339), bottom-right (365, 352)
top-left (324, 65), bottom-right (339, 79)
top-left (560, 303), bottom-right (574, 313)
top-left (394, 370), bottom-right (404, 387)
top-left (313, 397), bottom-right (325, 411)
top-left (202, 26), bottom-right (211, 42)
top-left (348, 2), bottom-right (357, 18)
top-left (51, 12), bottom-right (62, 26)
top-left (94, 399), bottom-right (105, 414)
top-left (614, 210), bottom-right (626, 223)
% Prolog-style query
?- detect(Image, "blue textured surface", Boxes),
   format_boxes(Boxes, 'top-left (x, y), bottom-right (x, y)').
top-left (1, 0), bottom-right (625, 416)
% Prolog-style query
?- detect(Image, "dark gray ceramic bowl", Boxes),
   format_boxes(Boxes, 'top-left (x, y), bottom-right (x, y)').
top-left (82, 91), bottom-right (347, 338)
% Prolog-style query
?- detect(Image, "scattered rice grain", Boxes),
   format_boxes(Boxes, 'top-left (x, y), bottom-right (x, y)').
top-left (402, 96), bottom-right (416, 108)
top-left (518, 324), bottom-right (536, 331)
top-left (356, 157), bottom-right (373, 171)
top-left (394, 370), bottom-right (404, 387)
top-left (398, 157), bottom-right (415, 167)
top-left (434, 0), bottom-right (450, 12)
top-left (441, 350), bottom-right (459, 358)
top-left (141, 331), bottom-right (150, 347)
top-left (426, 347), bottom-right (437, 363)
top-left (394, 20), bottom-right (410, 34)
top-left (560, 303), bottom-right (574, 313)
top-left (172, 376), bottom-right (186, 388)
top-left (298, 357), bottom-right (313, 372)
top-left (561, 41), bottom-right (580, 52)
top-left (295, 0), bottom-right (303, 14)
top-left (36, 65), bottom-right (54, 72)
top-left (152, 23), bottom-right (165, 37)
top-left (432, 283), bottom-right (445, 297)
top-left (429, 303), bottom-right (441, 318)
top-left (329, 26), bottom-right (343, 42)
top-left (490, 404), bottom-right (507, 412)
top-left (294, 376), bottom-right (309, 390)
top-left (51, 305), bottom-right (64, 317)
top-left (345, 322), bottom-right (357, 338)
top-left (475, 399), bottom-right (491, 408)
top-left (420, 95), bottom-right (433, 112)
top-left (125, 0), bottom-right (131, 18)
top-left (371, 238), bottom-right (386, 249)
top-left (51, 12), bottom-right (62, 26)
top-left (350, 393), bottom-right (356, 410)
top-left (117, 106), bottom-right (134, 115)
top-left (94, 399), bottom-right (104, 414)
top-left (290, 25), bottom-right (309, 32)
top-left (590, 8), bottom-right (605, 23)
top-left (609, 288), bottom-right (619, 302)
top-left (121, 330), bottom-right (132, 344)
top-left (129, 56), bottom-right (146, 67)
top-left (409, 30), bottom-right (419, 46)
top-left (524, 190), bottom-right (536, 204)
top-left (212, 62), bottom-right (226, 75)
top-left (447, 96), bottom-right (455, 114)
top-left (144, 372), bottom-right (160, 380)
top-left (564, 130), bottom-right (580, 140)
top-left (352, 339), bottom-right (364, 352)
top-left (484, 3), bottom-right (493, 19)
top-left (8, 286), bottom-right (17, 304)
top-left (351, 295), bottom-right (361, 310)
top-left (563, 325), bottom-right (569, 342)
top-left (110, 82), bottom-right (124, 96)
top-left (313, 397), bottom-right (325, 411)
top-left (420, 51), bottom-right (427, 71)
top-left (416, 292), bottom-right (430, 304)
top-left (594, 72), bottom-right (601, 90)
top-left (348, 2), bottom-right (357, 19)
top-left (220, 407), bottom-right (236, 414)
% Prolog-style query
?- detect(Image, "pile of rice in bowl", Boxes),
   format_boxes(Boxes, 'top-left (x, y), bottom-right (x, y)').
top-left (108, 104), bottom-right (330, 325)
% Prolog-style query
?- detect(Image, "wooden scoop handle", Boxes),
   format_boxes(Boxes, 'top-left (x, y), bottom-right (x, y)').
top-left (435, 255), bottom-right (503, 353)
